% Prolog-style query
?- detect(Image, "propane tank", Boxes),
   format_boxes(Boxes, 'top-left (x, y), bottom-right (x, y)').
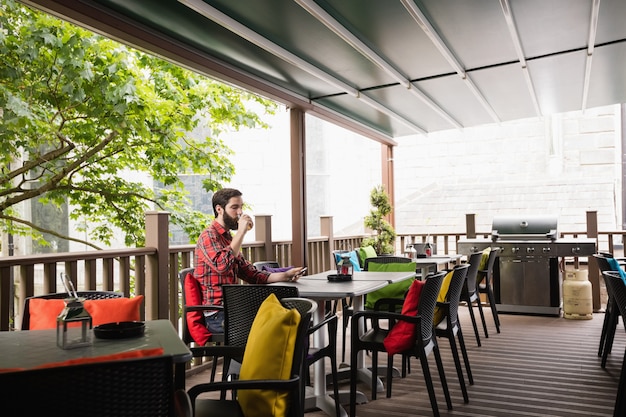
top-left (562, 269), bottom-right (593, 320)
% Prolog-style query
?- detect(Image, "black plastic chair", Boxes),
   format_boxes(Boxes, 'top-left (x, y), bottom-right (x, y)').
top-left (178, 268), bottom-right (225, 382)
top-left (595, 253), bottom-right (626, 367)
top-left (1, 355), bottom-right (178, 417)
top-left (187, 293), bottom-right (315, 417)
top-left (461, 252), bottom-right (488, 346)
top-left (349, 271), bottom-right (452, 417)
top-left (21, 290), bottom-right (123, 330)
top-left (434, 264), bottom-right (472, 404)
top-left (477, 248), bottom-right (501, 334)
top-left (601, 270), bottom-right (626, 417)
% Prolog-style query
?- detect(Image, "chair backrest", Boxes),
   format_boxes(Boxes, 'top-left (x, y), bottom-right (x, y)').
top-left (603, 271), bottom-right (626, 319)
top-left (417, 271), bottom-right (446, 343)
top-left (364, 256), bottom-right (411, 271)
top-left (594, 252), bottom-right (616, 273)
top-left (279, 297), bottom-right (316, 385)
top-left (222, 284), bottom-right (300, 348)
top-left (441, 264), bottom-right (470, 327)
top-left (0, 355), bottom-right (175, 417)
top-left (253, 261), bottom-right (280, 270)
top-left (22, 290), bottom-right (122, 330)
top-left (479, 248), bottom-right (500, 284)
top-left (464, 252), bottom-right (483, 294)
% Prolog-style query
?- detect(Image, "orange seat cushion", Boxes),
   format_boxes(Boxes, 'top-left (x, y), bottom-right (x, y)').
top-left (28, 296), bottom-right (144, 330)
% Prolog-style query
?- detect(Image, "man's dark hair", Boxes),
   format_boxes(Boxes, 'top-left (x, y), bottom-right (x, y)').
top-left (212, 188), bottom-right (242, 215)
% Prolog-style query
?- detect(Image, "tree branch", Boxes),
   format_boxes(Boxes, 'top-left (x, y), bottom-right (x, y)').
top-left (0, 214), bottom-right (104, 250)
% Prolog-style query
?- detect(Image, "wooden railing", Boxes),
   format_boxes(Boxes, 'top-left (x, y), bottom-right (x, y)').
top-left (0, 210), bottom-right (619, 334)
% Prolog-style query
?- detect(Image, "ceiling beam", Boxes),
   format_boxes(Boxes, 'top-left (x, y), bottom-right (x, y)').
top-left (499, 0), bottom-right (541, 117)
top-left (401, 0), bottom-right (500, 124)
top-left (179, 0), bottom-right (426, 135)
top-left (582, 0), bottom-right (601, 111)
top-left (295, 0), bottom-right (462, 130)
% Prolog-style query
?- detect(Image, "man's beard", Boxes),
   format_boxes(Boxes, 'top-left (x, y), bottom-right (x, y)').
top-left (223, 211), bottom-right (239, 230)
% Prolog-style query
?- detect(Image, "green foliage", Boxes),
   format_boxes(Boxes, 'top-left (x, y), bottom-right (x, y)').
top-left (361, 185), bottom-right (396, 254)
top-left (0, 1), bottom-right (277, 248)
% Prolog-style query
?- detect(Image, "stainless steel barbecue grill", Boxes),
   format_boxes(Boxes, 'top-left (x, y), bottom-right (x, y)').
top-left (458, 215), bottom-right (596, 315)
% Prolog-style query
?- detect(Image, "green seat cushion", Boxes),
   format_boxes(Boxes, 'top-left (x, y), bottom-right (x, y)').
top-left (357, 246), bottom-right (377, 268)
top-left (364, 262), bottom-right (416, 309)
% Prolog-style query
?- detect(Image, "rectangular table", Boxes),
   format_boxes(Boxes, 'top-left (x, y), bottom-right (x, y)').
top-left (275, 269), bottom-right (415, 417)
top-left (412, 254), bottom-right (464, 278)
top-left (0, 319), bottom-right (192, 389)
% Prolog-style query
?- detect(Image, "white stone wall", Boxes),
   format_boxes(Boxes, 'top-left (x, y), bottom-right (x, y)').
top-left (393, 104), bottom-right (622, 237)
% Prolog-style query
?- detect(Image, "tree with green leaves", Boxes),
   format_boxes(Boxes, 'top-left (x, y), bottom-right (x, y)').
top-left (361, 185), bottom-right (396, 255)
top-left (0, 0), bottom-right (277, 250)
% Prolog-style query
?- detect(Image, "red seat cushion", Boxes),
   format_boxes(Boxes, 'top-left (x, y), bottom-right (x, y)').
top-left (383, 279), bottom-right (424, 355)
top-left (184, 272), bottom-right (212, 346)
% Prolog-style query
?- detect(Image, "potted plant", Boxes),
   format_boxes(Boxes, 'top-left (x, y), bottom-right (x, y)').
top-left (361, 185), bottom-right (397, 255)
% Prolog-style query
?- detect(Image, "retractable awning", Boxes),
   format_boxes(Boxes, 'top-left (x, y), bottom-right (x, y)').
top-left (22, 0), bottom-right (626, 144)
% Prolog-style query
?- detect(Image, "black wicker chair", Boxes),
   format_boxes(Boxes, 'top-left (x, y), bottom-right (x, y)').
top-left (187, 292), bottom-right (315, 417)
top-left (363, 255), bottom-right (413, 271)
top-left (21, 290), bottom-right (123, 330)
top-left (461, 252), bottom-right (488, 346)
top-left (0, 355), bottom-right (178, 417)
top-left (601, 270), bottom-right (626, 417)
top-left (434, 264), bottom-right (472, 404)
top-left (349, 271), bottom-right (452, 417)
top-left (477, 248), bottom-right (501, 334)
top-left (594, 253), bottom-right (626, 367)
top-left (190, 285), bottom-right (300, 387)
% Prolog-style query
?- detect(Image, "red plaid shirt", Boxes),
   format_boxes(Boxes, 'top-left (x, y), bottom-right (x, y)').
top-left (193, 220), bottom-right (270, 307)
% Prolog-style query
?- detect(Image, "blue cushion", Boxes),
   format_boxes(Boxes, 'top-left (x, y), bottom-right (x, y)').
top-left (607, 258), bottom-right (626, 284)
top-left (333, 250), bottom-right (361, 272)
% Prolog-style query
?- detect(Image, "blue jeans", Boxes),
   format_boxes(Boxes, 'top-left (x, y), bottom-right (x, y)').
top-left (205, 310), bottom-right (224, 334)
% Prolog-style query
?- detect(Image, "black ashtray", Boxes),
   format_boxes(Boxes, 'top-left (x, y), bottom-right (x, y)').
top-left (327, 274), bottom-right (353, 282)
top-left (94, 321), bottom-right (145, 339)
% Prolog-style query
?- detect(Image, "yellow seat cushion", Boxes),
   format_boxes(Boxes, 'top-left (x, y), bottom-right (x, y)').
top-left (479, 247), bottom-right (492, 270)
top-left (433, 270), bottom-right (454, 326)
top-left (237, 293), bottom-right (301, 417)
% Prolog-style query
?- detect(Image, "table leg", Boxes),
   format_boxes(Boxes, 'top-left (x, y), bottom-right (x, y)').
top-left (310, 300), bottom-right (349, 417)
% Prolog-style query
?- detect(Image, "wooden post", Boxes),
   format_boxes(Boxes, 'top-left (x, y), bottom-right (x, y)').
top-left (466, 214), bottom-right (477, 239)
top-left (254, 214), bottom-right (273, 260)
top-left (145, 211), bottom-right (170, 322)
top-left (321, 216), bottom-right (334, 272)
top-left (290, 108), bottom-right (307, 267)
top-left (586, 210), bottom-right (601, 311)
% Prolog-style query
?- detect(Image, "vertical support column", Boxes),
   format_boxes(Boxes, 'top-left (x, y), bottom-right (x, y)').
top-left (321, 216), bottom-right (334, 271)
top-left (254, 214), bottom-right (273, 260)
top-left (620, 104), bottom-right (626, 231)
top-left (586, 210), bottom-right (600, 311)
top-left (145, 211), bottom-right (170, 321)
top-left (381, 144), bottom-right (395, 228)
top-left (290, 108), bottom-right (307, 267)
top-left (466, 213), bottom-right (477, 239)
